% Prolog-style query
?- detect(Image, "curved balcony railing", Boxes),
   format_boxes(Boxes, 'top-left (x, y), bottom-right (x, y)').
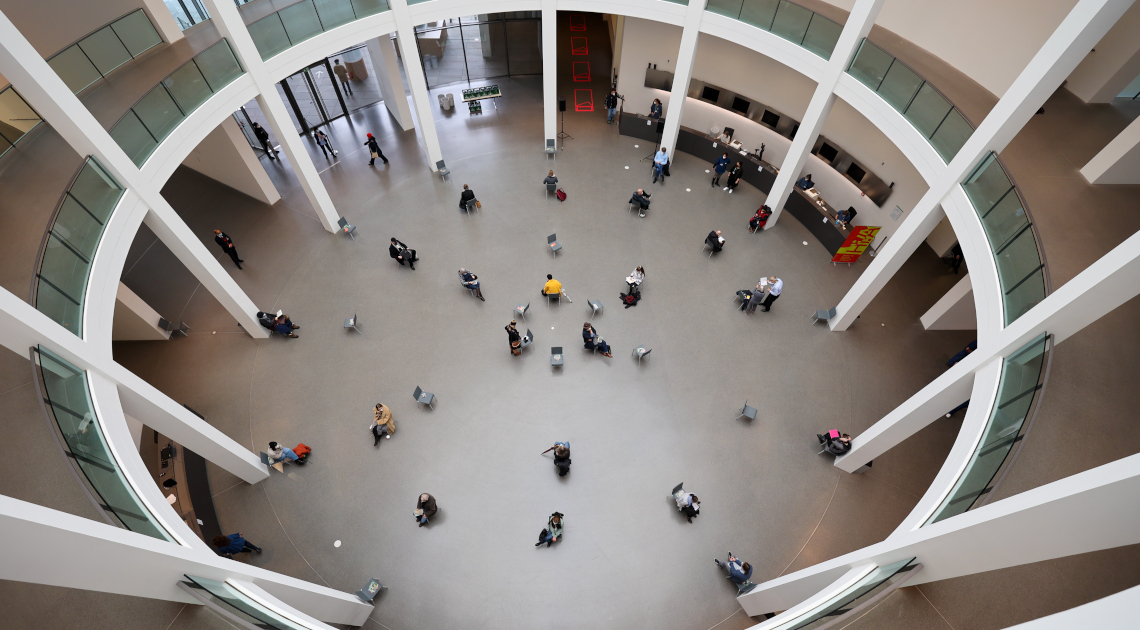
top-left (109, 39), bottom-right (245, 167)
top-left (962, 153), bottom-right (1048, 324)
top-left (180, 576), bottom-right (315, 629)
top-left (46, 9), bottom-right (164, 96)
top-left (925, 333), bottom-right (1050, 525)
top-left (847, 39), bottom-right (974, 163)
top-left (705, 0), bottom-right (843, 60)
top-left (33, 158), bottom-right (125, 336)
top-left (247, 0), bottom-right (391, 61)
top-left (35, 346), bottom-right (175, 542)
top-left (765, 558), bottom-right (920, 630)
top-left (0, 86), bottom-right (44, 160)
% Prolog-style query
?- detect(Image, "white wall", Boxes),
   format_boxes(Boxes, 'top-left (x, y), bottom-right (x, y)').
top-left (112, 282), bottom-right (170, 341)
top-left (819, 0), bottom-right (1080, 97)
top-left (925, 213), bottom-right (957, 257)
top-left (920, 274), bottom-right (976, 330)
top-left (1064, 0), bottom-right (1140, 102)
top-left (181, 117), bottom-right (281, 205)
top-left (1081, 112), bottom-right (1140, 183)
top-left (0, 0), bottom-right (150, 57)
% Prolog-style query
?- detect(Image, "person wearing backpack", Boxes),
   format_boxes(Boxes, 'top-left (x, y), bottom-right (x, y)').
top-left (551, 442), bottom-right (571, 476)
top-left (536, 512), bottom-right (564, 547)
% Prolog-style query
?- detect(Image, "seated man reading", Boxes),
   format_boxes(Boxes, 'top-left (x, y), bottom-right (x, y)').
top-left (707, 230), bottom-right (725, 252)
top-left (629, 189), bottom-right (652, 218)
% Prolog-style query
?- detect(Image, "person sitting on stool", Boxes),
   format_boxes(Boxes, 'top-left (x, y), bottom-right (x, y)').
top-left (797, 173), bottom-right (814, 190)
top-left (541, 274), bottom-right (562, 299)
top-left (582, 322), bottom-right (613, 357)
top-left (458, 268), bottom-right (484, 301)
top-left (707, 230), bottom-right (725, 252)
top-left (630, 189), bottom-right (652, 217)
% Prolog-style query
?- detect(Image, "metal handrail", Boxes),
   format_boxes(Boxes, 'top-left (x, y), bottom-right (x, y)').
top-left (992, 153), bottom-right (1051, 295)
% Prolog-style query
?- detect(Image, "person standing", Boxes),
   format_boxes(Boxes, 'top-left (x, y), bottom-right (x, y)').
top-left (213, 229), bottom-right (243, 269)
top-left (714, 553), bottom-right (753, 586)
top-left (252, 122), bottom-right (277, 160)
top-left (950, 244), bottom-right (964, 274)
top-left (459, 268), bottom-right (484, 301)
top-left (796, 173), bottom-right (815, 190)
top-left (389, 237), bottom-right (415, 270)
top-left (535, 512), bottom-right (564, 547)
top-left (459, 184), bottom-right (477, 211)
top-left (673, 487), bottom-right (700, 523)
top-left (212, 532), bottom-right (262, 557)
top-left (649, 99), bottom-right (662, 119)
top-left (313, 129), bottom-right (335, 158)
top-left (370, 403), bottom-right (395, 445)
top-left (726, 161), bottom-right (742, 193)
top-left (653, 147), bottom-right (668, 183)
top-left (414, 493), bottom-right (437, 527)
top-left (759, 276), bottom-right (782, 312)
top-left (551, 441), bottom-right (571, 476)
top-left (332, 59), bottom-right (353, 96)
top-left (604, 90), bottom-right (619, 123)
top-left (505, 320), bottom-right (522, 356)
top-left (364, 133), bottom-right (388, 165)
top-left (711, 153), bottom-right (730, 186)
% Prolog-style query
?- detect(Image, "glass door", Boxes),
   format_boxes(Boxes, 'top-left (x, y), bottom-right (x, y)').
top-left (277, 63), bottom-right (349, 134)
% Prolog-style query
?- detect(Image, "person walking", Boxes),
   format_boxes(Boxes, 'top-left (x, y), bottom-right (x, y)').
top-left (459, 268), bottom-right (484, 300)
top-left (714, 553), bottom-right (753, 587)
top-left (252, 122), bottom-right (277, 160)
top-left (653, 147), bottom-right (668, 183)
top-left (370, 403), bottom-right (395, 445)
top-left (712, 152), bottom-right (730, 186)
top-left (364, 133), bottom-right (388, 165)
top-left (582, 322), bottom-right (613, 358)
top-left (212, 532), bottom-right (262, 557)
top-left (535, 512), bottom-right (564, 547)
top-left (213, 229), bottom-right (243, 269)
top-left (726, 161), bottom-right (742, 193)
top-left (389, 237), bottom-right (415, 270)
top-left (332, 59), bottom-right (353, 96)
top-left (414, 493), bottom-right (437, 527)
top-left (604, 89), bottom-right (619, 123)
top-left (459, 184), bottom-right (477, 211)
top-left (506, 320), bottom-right (522, 356)
top-left (550, 441), bottom-right (571, 476)
top-left (759, 276), bottom-right (782, 312)
top-left (314, 129), bottom-right (335, 159)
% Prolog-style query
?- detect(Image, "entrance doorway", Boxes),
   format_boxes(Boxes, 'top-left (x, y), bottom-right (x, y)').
top-left (276, 60), bottom-right (349, 134)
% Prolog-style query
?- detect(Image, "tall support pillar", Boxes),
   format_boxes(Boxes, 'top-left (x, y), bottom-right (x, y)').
top-left (365, 34), bottom-right (415, 131)
top-left (657, 1), bottom-right (705, 155)
top-left (389, 0), bottom-right (444, 169)
top-left (199, 0), bottom-right (342, 233)
top-left (828, 0), bottom-right (1135, 331)
top-left (0, 9), bottom-right (268, 339)
top-left (542, 0), bottom-right (557, 149)
top-left (764, 0), bottom-right (887, 229)
top-left (139, 0), bottom-right (186, 44)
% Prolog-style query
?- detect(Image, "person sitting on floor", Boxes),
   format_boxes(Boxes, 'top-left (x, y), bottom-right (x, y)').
top-left (268, 441), bottom-right (304, 465)
top-left (274, 315), bottom-right (299, 338)
top-left (629, 189), bottom-right (652, 217)
top-left (371, 403), bottom-right (395, 445)
top-left (582, 322), bottom-right (613, 357)
top-left (817, 431), bottom-right (852, 455)
top-left (536, 512), bottom-right (564, 547)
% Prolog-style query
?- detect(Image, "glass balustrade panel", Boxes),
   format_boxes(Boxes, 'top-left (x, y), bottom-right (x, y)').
top-left (350, 0), bottom-right (390, 17)
top-left (0, 134), bottom-right (12, 158)
top-left (51, 196), bottom-right (105, 259)
top-left (1003, 267), bottom-right (1046, 323)
top-left (876, 62), bottom-right (923, 113)
top-left (739, 0), bottom-right (780, 30)
top-left (111, 10), bottom-right (163, 57)
top-left (0, 87), bottom-right (43, 138)
top-left (661, 0), bottom-right (689, 5)
top-left (279, 1), bottom-right (324, 45)
top-left (980, 190), bottom-right (1026, 250)
top-left (182, 577), bottom-right (311, 629)
top-left (848, 39), bottom-right (893, 90)
top-left (996, 229), bottom-right (1045, 298)
top-left (195, 40), bottom-right (244, 89)
top-left (314, 0), bottom-right (356, 30)
top-left (162, 62), bottom-right (212, 114)
top-left (249, 15), bottom-right (292, 60)
top-left (706, 0), bottom-right (745, 18)
top-left (38, 232), bottom-right (89, 335)
top-left (36, 278), bottom-right (82, 334)
top-left (770, 1), bottom-right (813, 45)
top-left (48, 47), bottom-right (104, 94)
top-left (904, 83), bottom-right (952, 138)
top-left (110, 111), bottom-right (159, 166)
top-left (962, 154), bottom-right (1013, 218)
top-left (929, 108), bottom-right (972, 162)
top-left (801, 14), bottom-right (841, 59)
top-left (69, 158), bottom-right (122, 222)
top-left (133, 85), bottom-right (185, 143)
top-left (77, 27), bottom-right (133, 76)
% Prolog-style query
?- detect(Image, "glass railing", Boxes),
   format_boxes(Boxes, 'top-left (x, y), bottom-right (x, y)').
top-left (962, 153), bottom-right (1047, 324)
top-left (180, 576), bottom-right (313, 629)
top-left (47, 9), bottom-right (164, 95)
top-left (705, 0), bottom-right (843, 60)
top-left (847, 39), bottom-right (974, 163)
top-left (0, 86), bottom-right (44, 160)
top-left (34, 158), bottom-right (125, 336)
top-left (36, 346), bottom-right (175, 542)
top-left (247, 0), bottom-right (391, 61)
top-left (109, 39), bottom-right (244, 167)
top-left (767, 558), bottom-right (919, 630)
top-left (926, 333), bottom-right (1048, 525)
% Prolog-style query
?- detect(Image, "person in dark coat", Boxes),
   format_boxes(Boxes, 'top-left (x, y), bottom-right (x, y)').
top-left (726, 162), bottom-right (743, 193)
top-left (947, 339), bottom-right (977, 367)
top-left (213, 229), bottom-right (243, 269)
top-left (950, 243), bottom-right (964, 274)
top-left (459, 184), bottom-right (477, 210)
top-left (415, 493), bottom-right (437, 527)
top-left (712, 153), bottom-right (730, 186)
top-left (273, 315), bottom-right (299, 337)
top-left (364, 133), bottom-right (388, 165)
top-left (389, 237), bottom-right (414, 270)
top-left (582, 322), bottom-right (613, 357)
top-left (252, 122), bottom-right (277, 160)
top-left (552, 442), bottom-right (571, 476)
top-left (213, 532), bottom-right (262, 557)
top-left (604, 90), bottom-right (619, 123)
top-left (707, 230), bottom-right (725, 252)
top-left (459, 268), bottom-right (484, 300)
top-left (506, 320), bottom-right (522, 355)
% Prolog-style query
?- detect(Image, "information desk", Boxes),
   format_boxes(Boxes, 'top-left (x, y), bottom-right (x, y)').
top-left (619, 113), bottom-right (852, 255)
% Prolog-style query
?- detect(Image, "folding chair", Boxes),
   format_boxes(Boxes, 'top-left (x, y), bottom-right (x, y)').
top-left (703, 237), bottom-right (720, 257)
top-left (811, 307), bottom-right (838, 324)
top-left (548, 234), bottom-right (562, 257)
top-left (159, 318), bottom-right (190, 337)
top-left (737, 400), bottom-right (758, 421)
top-left (634, 346), bottom-right (651, 364)
top-left (547, 182), bottom-right (557, 198)
top-left (519, 329), bottom-right (534, 351)
top-left (413, 386), bottom-right (435, 409)
top-left (588, 299), bottom-right (602, 317)
top-left (551, 347), bottom-right (564, 367)
top-left (436, 160), bottom-right (450, 181)
top-left (514, 303), bottom-right (529, 322)
top-left (337, 217), bottom-right (358, 240)
top-left (545, 290), bottom-right (561, 305)
top-left (545, 139), bottom-right (556, 156)
top-left (464, 199), bottom-right (479, 214)
top-left (344, 313), bottom-right (360, 333)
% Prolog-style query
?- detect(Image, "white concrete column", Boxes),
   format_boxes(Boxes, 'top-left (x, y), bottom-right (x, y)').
top-left (1004, 585), bottom-right (1140, 629)
top-left (0, 494), bottom-right (372, 626)
top-left (610, 15), bottom-right (625, 85)
top-left (389, 0), bottom-right (444, 169)
top-left (139, 0), bottom-right (186, 45)
top-left (657, 1), bottom-right (705, 155)
top-left (183, 117), bottom-right (281, 204)
top-left (1081, 113), bottom-right (1140, 183)
top-left (1064, 2), bottom-right (1140, 102)
top-left (542, 0), bottom-right (557, 148)
top-left (113, 283), bottom-right (171, 341)
top-left (365, 33), bottom-right (414, 131)
top-left (828, 0), bottom-right (1135, 331)
top-left (198, 0), bottom-right (342, 233)
top-left (0, 9), bottom-right (269, 339)
top-left (920, 274), bottom-right (976, 330)
top-left (764, 0), bottom-right (886, 229)
top-left (741, 452), bottom-right (1140, 616)
top-left (834, 224), bottom-right (1140, 472)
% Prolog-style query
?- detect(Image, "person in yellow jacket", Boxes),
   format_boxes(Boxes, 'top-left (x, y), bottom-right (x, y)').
top-left (541, 274), bottom-right (562, 298)
top-left (371, 403), bottom-right (395, 445)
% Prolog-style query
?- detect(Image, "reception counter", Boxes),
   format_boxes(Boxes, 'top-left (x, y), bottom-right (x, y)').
top-left (619, 112), bottom-right (852, 255)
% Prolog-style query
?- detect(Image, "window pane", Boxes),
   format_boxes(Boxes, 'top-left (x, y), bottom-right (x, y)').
top-left (0, 87), bottom-right (43, 138)
top-left (69, 159), bottom-right (123, 224)
top-left (462, 22), bottom-right (508, 81)
top-left (249, 15), bottom-right (291, 60)
top-left (163, 62), bottom-right (212, 114)
top-left (962, 154), bottom-right (1012, 215)
top-left (52, 195), bottom-right (105, 261)
top-left (418, 26), bottom-right (462, 88)
top-left (996, 228), bottom-right (1043, 296)
top-left (877, 62), bottom-right (922, 113)
top-left (111, 11), bottom-right (162, 57)
top-left (314, 0), bottom-right (356, 29)
top-left (930, 108), bottom-right (973, 162)
top-left (801, 15), bottom-right (841, 59)
top-left (133, 85), bottom-right (185, 144)
top-left (36, 277), bottom-right (82, 335)
top-left (1003, 267), bottom-right (1045, 323)
top-left (739, 0), bottom-right (780, 31)
top-left (770, 1), bottom-right (813, 45)
top-left (194, 41), bottom-right (244, 91)
top-left (77, 27), bottom-right (132, 76)
top-left (904, 83), bottom-right (952, 138)
top-left (848, 39), bottom-right (893, 91)
top-left (49, 47), bottom-right (104, 94)
top-left (109, 111), bottom-right (159, 166)
top-left (350, 0), bottom-right (389, 17)
top-left (706, 0), bottom-right (744, 18)
top-left (39, 231), bottom-right (89, 309)
top-left (279, 1), bottom-right (324, 46)
top-left (506, 20), bottom-right (542, 75)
